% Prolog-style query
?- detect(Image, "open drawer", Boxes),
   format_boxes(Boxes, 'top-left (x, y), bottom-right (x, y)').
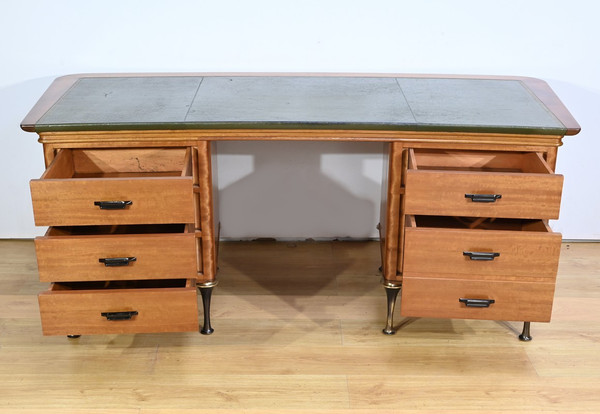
top-left (404, 149), bottom-right (563, 219)
top-left (38, 279), bottom-right (199, 335)
top-left (35, 224), bottom-right (199, 282)
top-left (403, 215), bottom-right (562, 281)
top-left (30, 147), bottom-right (195, 226)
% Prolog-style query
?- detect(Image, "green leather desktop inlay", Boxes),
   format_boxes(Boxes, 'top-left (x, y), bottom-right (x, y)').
top-left (396, 78), bottom-right (564, 132)
top-left (34, 75), bottom-right (566, 134)
top-left (187, 76), bottom-right (415, 127)
top-left (37, 76), bottom-right (204, 128)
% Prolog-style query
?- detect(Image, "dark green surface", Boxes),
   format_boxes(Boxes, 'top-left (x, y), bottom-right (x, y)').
top-left (188, 77), bottom-right (414, 125)
top-left (397, 78), bottom-right (564, 131)
top-left (34, 76), bottom-right (566, 135)
top-left (37, 77), bottom-right (203, 128)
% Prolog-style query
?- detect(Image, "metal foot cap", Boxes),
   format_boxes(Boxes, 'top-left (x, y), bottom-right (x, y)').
top-left (201, 327), bottom-right (214, 335)
top-left (518, 334), bottom-right (532, 342)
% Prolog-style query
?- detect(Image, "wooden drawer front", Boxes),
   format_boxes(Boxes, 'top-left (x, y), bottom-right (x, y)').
top-left (35, 225), bottom-right (199, 282)
top-left (404, 149), bottom-right (563, 219)
top-left (30, 148), bottom-right (194, 226)
top-left (400, 277), bottom-right (555, 322)
top-left (38, 279), bottom-right (198, 335)
top-left (403, 216), bottom-right (561, 280)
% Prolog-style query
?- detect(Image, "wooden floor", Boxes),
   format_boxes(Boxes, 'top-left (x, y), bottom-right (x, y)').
top-left (0, 239), bottom-right (599, 413)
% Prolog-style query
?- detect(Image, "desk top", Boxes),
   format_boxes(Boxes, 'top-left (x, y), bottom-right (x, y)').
top-left (21, 73), bottom-right (580, 136)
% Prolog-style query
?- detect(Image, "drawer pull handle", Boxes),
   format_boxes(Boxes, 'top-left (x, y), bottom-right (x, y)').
top-left (101, 311), bottom-right (139, 321)
top-left (459, 298), bottom-right (495, 308)
top-left (463, 251), bottom-right (500, 261)
top-left (99, 257), bottom-right (137, 267)
top-left (465, 193), bottom-right (502, 203)
top-left (94, 200), bottom-right (133, 210)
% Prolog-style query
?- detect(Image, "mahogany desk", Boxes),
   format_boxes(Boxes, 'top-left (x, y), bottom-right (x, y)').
top-left (21, 73), bottom-right (580, 339)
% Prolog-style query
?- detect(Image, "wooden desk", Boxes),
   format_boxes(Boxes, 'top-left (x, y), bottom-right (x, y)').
top-left (21, 73), bottom-right (580, 340)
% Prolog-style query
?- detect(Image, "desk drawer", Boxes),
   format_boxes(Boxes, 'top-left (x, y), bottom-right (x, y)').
top-left (403, 216), bottom-right (561, 280)
top-left (38, 279), bottom-right (198, 335)
top-left (35, 224), bottom-right (199, 282)
top-left (400, 277), bottom-right (555, 322)
top-left (404, 149), bottom-right (563, 219)
top-left (30, 148), bottom-right (195, 226)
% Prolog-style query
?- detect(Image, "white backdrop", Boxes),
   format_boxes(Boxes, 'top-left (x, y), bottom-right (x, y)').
top-left (1, 0), bottom-right (598, 239)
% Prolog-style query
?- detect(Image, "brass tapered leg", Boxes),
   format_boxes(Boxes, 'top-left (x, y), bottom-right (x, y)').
top-left (198, 281), bottom-right (218, 335)
top-left (382, 280), bottom-right (401, 335)
top-left (519, 321), bottom-right (532, 341)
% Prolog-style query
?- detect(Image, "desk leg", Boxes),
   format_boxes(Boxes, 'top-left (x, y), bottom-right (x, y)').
top-left (198, 281), bottom-right (218, 335)
top-left (519, 321), bottom-right (532, 341)
top-left (382, 280), bottom-right (401, 335)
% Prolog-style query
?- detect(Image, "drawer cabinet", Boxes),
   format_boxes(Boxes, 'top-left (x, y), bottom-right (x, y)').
top-left (398, 148), bottom-right (565, 335)
top-left (30, 146), bottom-right (201, 335)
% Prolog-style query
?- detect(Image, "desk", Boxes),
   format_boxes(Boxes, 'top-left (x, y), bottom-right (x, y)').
top-left (21, 73), bottom-right (580, 339)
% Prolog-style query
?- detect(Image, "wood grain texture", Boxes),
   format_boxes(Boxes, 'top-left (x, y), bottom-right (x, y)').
top-left (400, 277), bottom-right (555, 322)
top-left (197, 141), bottom-right (217, 282)
top-left (381, 142), bottom-right (403, 280)
top-left (36, 129), bottom-right (567, 146)
top-left (404, 148), bottom-right (564, 219)
top-left (408, 148), bottom-right (554, 173)
top-left (31, 147), bottom-right (195, 226)
top-left (0, 240), bottom-right (599, 411)
top-left (38, 279), bottom-right (198, 335)
top-left (404, 170), bottom-right (563, 219)
top-left (403, 221), bottom-right (562, 281)
top-left (70, 147), bottom-right (189, 175)
top-left (35, 227), bottom-right (197, 282)
top-left (31, 176), bottom-right (195, 226)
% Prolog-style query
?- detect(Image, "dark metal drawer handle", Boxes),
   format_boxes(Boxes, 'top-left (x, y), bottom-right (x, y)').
top-left (101, 311), bottom-right (139, 321)
top-left (94, 200), bottom-right (132, 210)
top-left (463, 251), bottom-right (500, 261)
top-left (459, 298), bottom-right (495, 308)
top-left (99, 257), bottom-right (137, 267)
top-left (465, 193), bottom-right (502, 203)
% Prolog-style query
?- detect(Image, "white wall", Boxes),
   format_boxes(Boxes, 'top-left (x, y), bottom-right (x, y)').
top-left (1, 0), bottom-right (598, 239)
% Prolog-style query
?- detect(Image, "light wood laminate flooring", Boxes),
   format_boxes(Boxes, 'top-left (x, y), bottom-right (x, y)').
top-left (0, 239), bottom-right (599, 413)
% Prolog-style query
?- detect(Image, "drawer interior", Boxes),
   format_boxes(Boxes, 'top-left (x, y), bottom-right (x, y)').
top-left (408, 149), bottom-right (553, 174)
top-left (50, 278), bottom-right (192, 292)
top-left (406, 215), bottom-right (551, 232)
top-left (45, 223), bottom-right (191, 237)
top-left (42, 147), bottom-right (192, 179)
